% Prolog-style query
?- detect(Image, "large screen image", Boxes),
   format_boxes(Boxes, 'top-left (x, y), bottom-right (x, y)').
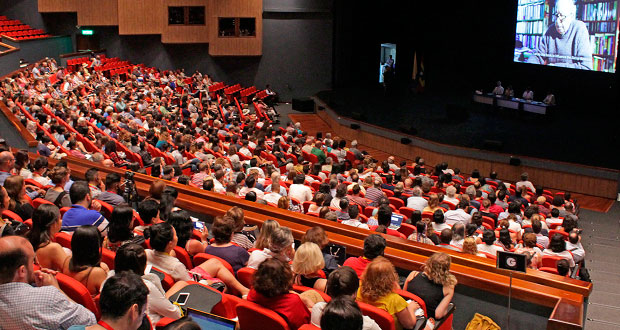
top-left (514, 0), bottom-right (619, 73)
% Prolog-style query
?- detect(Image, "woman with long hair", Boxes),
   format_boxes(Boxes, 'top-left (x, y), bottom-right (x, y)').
top-left (408, 221), bottom-right (435, 245)
top-left (357, 257), bottom-right (419, 330)
top-left (4, 175), bottom-right (34, 220)
top-left (27, 204), bottom-right (68, 271)
top-left (103, 205), bottom-right (140, 252)
top-left (253, 219), bottom-right (280, 250)
top-left (292, 242), bottom-right (327, 292)
top-left (404, 252), bottom-right (457, 323)
top-left (167, 209), bottom-right (208, 256)
top-left (61, 225), bottom-right (109, 296)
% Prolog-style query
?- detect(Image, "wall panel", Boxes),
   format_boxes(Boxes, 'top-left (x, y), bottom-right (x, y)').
top-left (117, 0), bottom-right (164, 35)
top-left (37, 0), bottom-right (77, 13)
top-left (77, 0), bottom-right (118, 26)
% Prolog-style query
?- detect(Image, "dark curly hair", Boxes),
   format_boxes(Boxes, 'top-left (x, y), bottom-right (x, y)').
top-left (252, 258), bottom-right (292, 298)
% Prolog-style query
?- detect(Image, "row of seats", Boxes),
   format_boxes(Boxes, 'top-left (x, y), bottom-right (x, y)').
top-left (0, 15), bottom-right (50, 40)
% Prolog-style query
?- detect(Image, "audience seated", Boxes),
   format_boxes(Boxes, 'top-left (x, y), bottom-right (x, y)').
top-left (70, 271), bottom-right (149, 330)
top-left (301, 226), bottom-right (339, 276)
top-left (253, 219), bottom-right (280, 250)
top-left (145, 222), bottom-right (249, 296)
top-left (0, 235), bottom-right (96, 328)
top-left (248, 258), bottom-right (311, 330)
top-left (404, 252), bottom-right (457, 323)
top-left (204, 216), bottom-right (250, 273)
top-left (28, 204), bottom-right (68, 271)
top-left (61, 225), bottom-right (109, 296)
top-left (107, 244), bottom-right (185, 324)
top-left (310, 266), bottom-right (380, 330)
top-left (343, 234), bottom-right (386, 277)
top-left (62, 182), bottom-right (108, 235)
top-left (321, 296), bottom-right (365, 330)
top-left (357, 256), bottom-right (419, 330)
top-left (44, 166), bottom-right (72, 208)
top-left (248, 226), bottom-right (294, 269)
top-left (292, 242), bottom-right (328, 292)
top-left (103, 205), bottom-right (142, 252)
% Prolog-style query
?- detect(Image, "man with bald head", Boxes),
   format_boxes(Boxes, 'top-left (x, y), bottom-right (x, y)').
top-left (527, 0), bottom-right (593, 70)
top-left (0, 151), bottom-right (15, 186)
top-left (0, 236), bottom-right (96, 329)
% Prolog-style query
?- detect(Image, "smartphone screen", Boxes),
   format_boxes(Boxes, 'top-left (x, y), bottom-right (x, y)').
top-left (193, 221), bottom-right (205, 231)
top-left (176, 292), bottom-right (190, 305)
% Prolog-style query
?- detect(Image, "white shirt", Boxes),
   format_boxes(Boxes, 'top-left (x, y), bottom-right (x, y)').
top-left (432, 222), bottom-right (451, 233)
top-left (145, 249), bottom-right (190, 282)
top-left (406, 196), bottom-right (428, 211)
top-left (444, 209), bottom-right (471, 226)
top-left (238, 187), bottom-right (264, 199)
top-left (565, 241), bottom-right (585, 264)
top-left (288, 184), bottom-right (313, 203)
top-left (477, 244), bottom-right (504, 256)
top-left (213, 178), bottom-right (226, 193)
top-left (104, 271), bottom-right (182, 324)
top-left (312, 302), bottom-right (380, 330)
top-left (341, 219), bottom-right (370, 230)
top-left (516, 181), bottom-right (536, 193)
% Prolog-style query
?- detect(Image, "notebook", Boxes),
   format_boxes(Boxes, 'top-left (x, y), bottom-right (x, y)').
top-left (388, 213), bottom-right (404, 230)
top-left (187, 308), bottom-right (237, 330)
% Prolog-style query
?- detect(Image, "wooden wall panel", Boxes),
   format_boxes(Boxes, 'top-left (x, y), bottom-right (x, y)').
top-left (161, 0), bottom-right (210, 43)
top-left (77, 0), bottom-right (118, 26)
top-left (317, 110), bottom-right (618, 198)
top-left (208, 0), bottom-right (262, 55)
top-left (117, 0), bottom-right (164, 35)
top-left (38, 0), bottom-right (77, 13)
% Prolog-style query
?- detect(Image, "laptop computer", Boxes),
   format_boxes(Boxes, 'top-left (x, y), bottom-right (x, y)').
top-left (186, 308), bottom-right (237, 330)
top-left (388, 213), bottom-right (404, 230)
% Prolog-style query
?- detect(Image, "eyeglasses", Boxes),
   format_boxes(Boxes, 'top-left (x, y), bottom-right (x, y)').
top-left (553, 13), bottom-right (570, 21)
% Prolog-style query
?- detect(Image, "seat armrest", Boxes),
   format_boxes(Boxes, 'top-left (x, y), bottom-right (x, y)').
top-left (433, 303), bottom-right (455, 329)
top-left (412, 316), bottom-right (427, 330)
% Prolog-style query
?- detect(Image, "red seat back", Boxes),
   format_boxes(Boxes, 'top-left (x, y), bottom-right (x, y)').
top-left (101, 248), bottom-right (116, 270)
top-left (2, 210), bottom-right (23, 222)
top-left (397, 223), bottom-right (415, 238)
top-left (388, 197), bottom-right (404, 210)
top-left (54, 232), bottom-right (73, 249)
top-left (541, 255), bottom-right (563, 269)
top-left (56, 272), bottom-right (100, 319)
top-left (173, 246), bottom-right (194, 270)
top-left (236, 300), bottom-right (291, 330)
top-left (358, 301), bottom-right (396, 330)
top-left (237, 267), bottom-right (256, 288)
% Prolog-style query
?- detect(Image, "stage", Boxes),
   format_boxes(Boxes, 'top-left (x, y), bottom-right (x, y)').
top-left (316, 86), bottom-right (618, 170)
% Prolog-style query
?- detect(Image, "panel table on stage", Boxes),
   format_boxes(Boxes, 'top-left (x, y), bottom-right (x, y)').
top-left (473, 93), bottom-right (548, 115)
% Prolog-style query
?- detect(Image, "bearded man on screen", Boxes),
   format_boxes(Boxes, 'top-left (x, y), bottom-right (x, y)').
top-left (527, 0), bottom-right (593, 70)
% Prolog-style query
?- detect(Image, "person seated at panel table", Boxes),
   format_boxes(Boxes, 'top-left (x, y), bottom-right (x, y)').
top-left (492, 81), bottom-right (504, 95)
top-left (543, 91), bottom-right (556, 105)
top-left (527, 0), bottom-right (593, 70)
top-left (522, 87), bottom-right (534, 101)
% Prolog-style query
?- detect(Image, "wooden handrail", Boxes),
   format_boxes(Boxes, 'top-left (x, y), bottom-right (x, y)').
top-left (27, 152), bottom-right (586, 329)
top-left (0, 101), bottom-right (38, 147)
top-left (0, 41), bottom-right (19, 57)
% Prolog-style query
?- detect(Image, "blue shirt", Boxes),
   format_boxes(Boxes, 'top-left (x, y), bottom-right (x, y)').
top-left (62, 205), bottom-right (109, 234)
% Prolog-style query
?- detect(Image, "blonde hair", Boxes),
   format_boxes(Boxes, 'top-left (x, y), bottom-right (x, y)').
top-left (423, 253), bottom-right (457, 287)
top-left (360, 256), bottom-right (397, 302)
top-left (461, 237), bottom-right (478, 255)
top-left (428, 194), bottom-right (439, 209)
top-left (291, 242), bottom-right (325, 275)
top-left (225, 206), bottom-right (245, 232)
top-left (254, 219), bottom-right (280, 250)
top-left (277, 196), bottom-right (289, 210)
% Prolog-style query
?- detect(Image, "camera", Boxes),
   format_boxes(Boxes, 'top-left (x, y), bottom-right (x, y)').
top-left (122, 171), bottom-right (138, 207)
top-left (125, 171), bottom-right (134, 180)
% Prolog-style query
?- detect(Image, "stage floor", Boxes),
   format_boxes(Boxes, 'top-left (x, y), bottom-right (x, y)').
top-left (316, 87), bottom-right (619, 170)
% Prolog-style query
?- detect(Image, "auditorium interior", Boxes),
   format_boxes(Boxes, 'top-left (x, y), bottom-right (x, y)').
top-left (1, 0), bottom-right (619, 329)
